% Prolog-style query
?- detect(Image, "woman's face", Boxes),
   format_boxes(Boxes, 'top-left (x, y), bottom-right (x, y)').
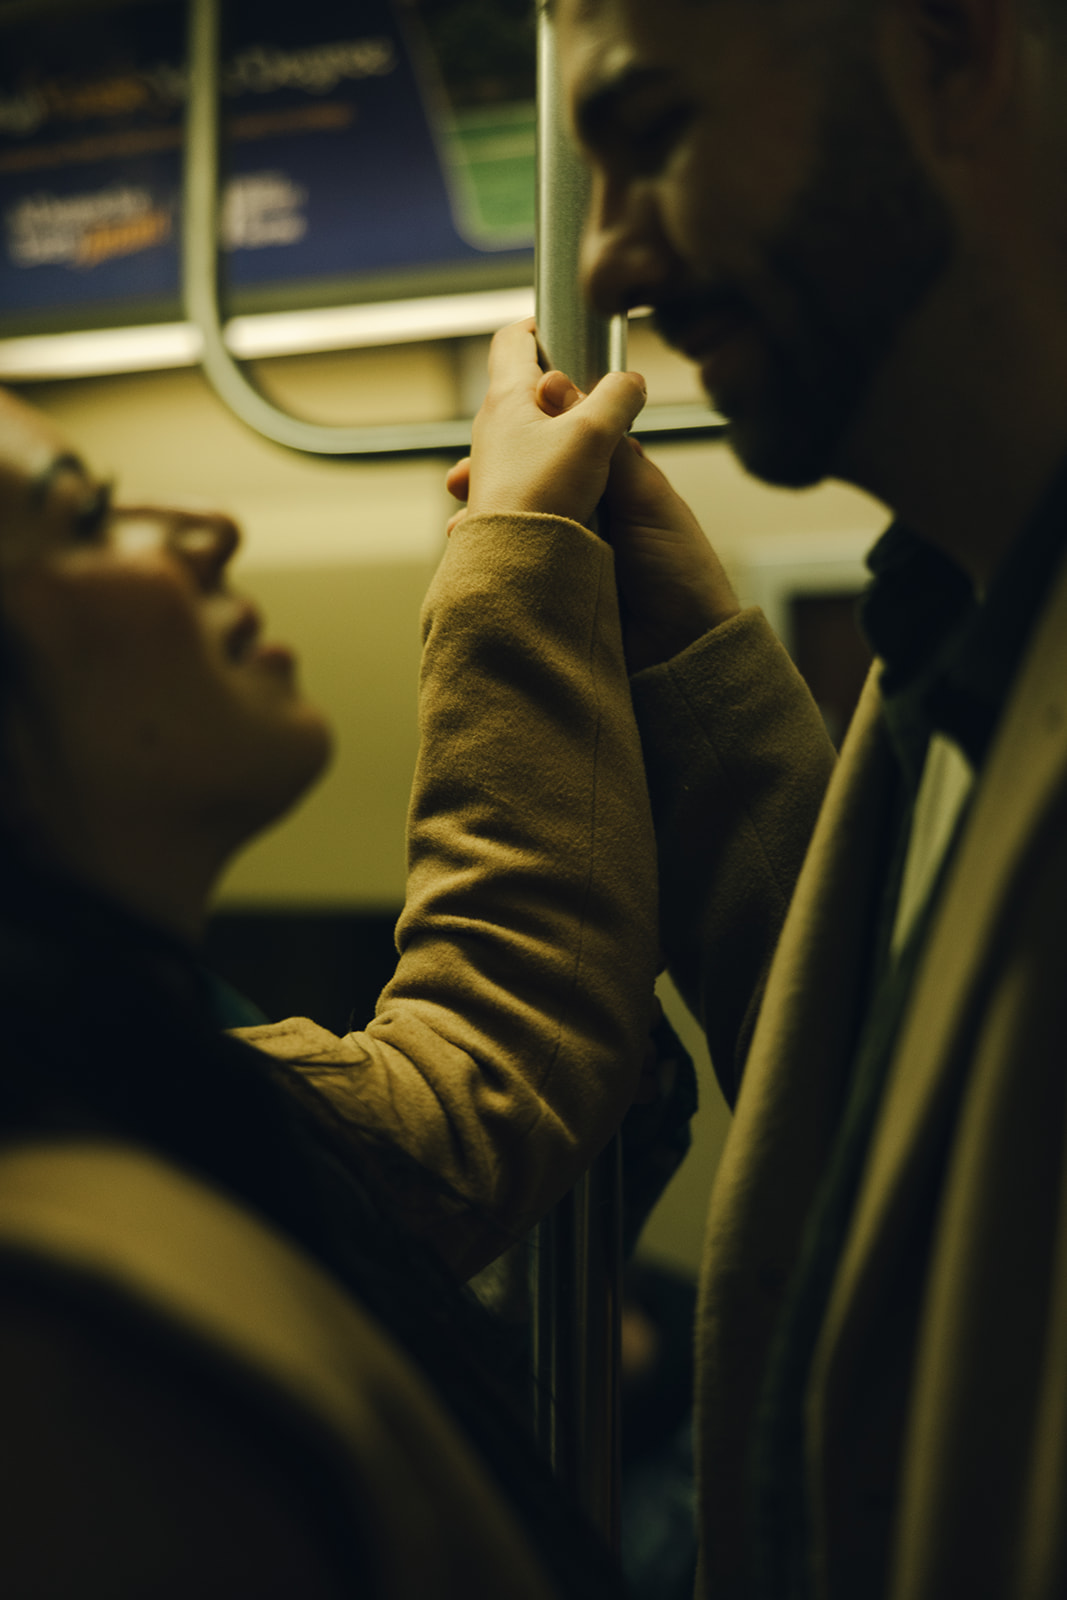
top-left (0, 390), bottom-right (333, 900)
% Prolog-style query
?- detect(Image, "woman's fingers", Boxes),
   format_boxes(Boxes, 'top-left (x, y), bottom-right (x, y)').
top-left (486, 317), bottom-right (540, 388)
top-left (459, 316), bottom-right (647, 526)
top-left (535, 370), bottom-right (584, 417)
top-left (535, 368), bottom-right (646, 433)
top-left (583, 369), bottom-right (648, 440)
top-left (445, 456), bottom-right (471, 503)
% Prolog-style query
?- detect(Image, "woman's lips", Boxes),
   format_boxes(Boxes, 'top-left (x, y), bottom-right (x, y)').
top-left (225, 602), bottom-right (262, 662)
top-left (225, 602), bottom-right (294, 670)
top-left (250, 640), bottom-right (296, 672)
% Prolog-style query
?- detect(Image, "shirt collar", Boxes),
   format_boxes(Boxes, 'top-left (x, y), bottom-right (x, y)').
top-left (859, 452), bottom-right (1067, 783)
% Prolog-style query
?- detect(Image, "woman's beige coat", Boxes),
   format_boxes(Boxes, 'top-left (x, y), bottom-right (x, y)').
top-left (636, 564), bottom-right (1067, 1600)
top-left (0, 511), bottom-right (667, 1596)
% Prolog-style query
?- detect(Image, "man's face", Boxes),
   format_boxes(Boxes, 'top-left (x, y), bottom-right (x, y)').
top-left (562, 0), bottom-right (954, 488)
top-left (0, 391), bottom-right (332, 867)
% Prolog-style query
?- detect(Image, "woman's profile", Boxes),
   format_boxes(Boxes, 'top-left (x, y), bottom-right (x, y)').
top-left (0, 332), bottom-right (658, 1598)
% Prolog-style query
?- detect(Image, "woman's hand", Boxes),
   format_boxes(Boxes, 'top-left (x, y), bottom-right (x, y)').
top-left (445, 317), bottom-right (740, 671)
top-left (444, 319), bottom-right (647, 533)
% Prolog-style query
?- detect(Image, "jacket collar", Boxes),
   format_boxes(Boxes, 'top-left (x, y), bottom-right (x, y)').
top-left (814, 527), bottom-right (1067, 1416)
top-left (860, 451), bottom-right (1067, 781)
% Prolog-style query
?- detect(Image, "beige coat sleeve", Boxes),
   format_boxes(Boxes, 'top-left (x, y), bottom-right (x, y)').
top-left (630, 608), bottom-right (836, 1103)
top-left (237, 512), bottom-right (659, 1279)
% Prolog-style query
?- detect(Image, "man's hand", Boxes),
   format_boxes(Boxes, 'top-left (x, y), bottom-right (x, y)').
top-left (445, 319), bottom-right (647, 532)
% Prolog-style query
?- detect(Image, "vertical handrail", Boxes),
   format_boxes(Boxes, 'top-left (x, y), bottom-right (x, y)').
top-left (534, 2), bottom-right (613, 391)
top-left (185, 0), bottom-right (624, 1520)
top-left (530, 1142), bottom-right (624, 1546)
top-left (531, 0), bottom-right (626, 1553)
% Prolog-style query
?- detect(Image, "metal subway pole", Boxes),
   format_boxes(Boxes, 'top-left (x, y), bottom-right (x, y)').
top-left (531, 0), bottom-right (626, 1553)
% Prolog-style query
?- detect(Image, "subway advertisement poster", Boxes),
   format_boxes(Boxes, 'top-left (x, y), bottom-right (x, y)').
top-left (0, 0), bottom-right (536, 332)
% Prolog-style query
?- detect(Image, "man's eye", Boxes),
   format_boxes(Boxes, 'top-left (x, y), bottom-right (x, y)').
top-left (629, 106), bottom-right (692, 172)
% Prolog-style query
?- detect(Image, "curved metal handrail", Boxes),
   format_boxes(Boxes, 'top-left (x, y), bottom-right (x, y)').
top-left (183, 0), bottom-right (472, 456)
top-left (182, 0), bottom-right (723, 460)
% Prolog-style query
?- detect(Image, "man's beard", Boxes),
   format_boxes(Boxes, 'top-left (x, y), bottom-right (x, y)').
top-left (660, 48), bottom-right (954, 489)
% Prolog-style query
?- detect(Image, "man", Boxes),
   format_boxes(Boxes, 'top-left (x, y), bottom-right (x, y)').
top-left (456, 0), bottom-right (1067, 1591)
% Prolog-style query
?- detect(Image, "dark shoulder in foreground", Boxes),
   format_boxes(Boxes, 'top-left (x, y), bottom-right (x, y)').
top-left (0, 1282), bottom-right (356, 1599)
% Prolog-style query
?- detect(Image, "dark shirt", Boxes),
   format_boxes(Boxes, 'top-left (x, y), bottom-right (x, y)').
top-left (747, 454), bottom-right (1067, 1600)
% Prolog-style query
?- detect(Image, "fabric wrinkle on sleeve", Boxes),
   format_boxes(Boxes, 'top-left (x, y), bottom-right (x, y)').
top-left (631, 607), bottom-right (835, 1104)
top-left (238, 512), bottom-right (659, 1280)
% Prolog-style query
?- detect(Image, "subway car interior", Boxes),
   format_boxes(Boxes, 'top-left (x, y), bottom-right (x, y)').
top-left (0, 1), bottom-right (911, 1596)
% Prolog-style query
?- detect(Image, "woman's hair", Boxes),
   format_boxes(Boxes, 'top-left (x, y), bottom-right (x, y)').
top-left (0, 817), bottom-right (620, 1598)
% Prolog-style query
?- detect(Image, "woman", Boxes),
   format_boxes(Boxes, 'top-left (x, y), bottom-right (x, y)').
top-left (0, 326), bottom-right (659, 1596)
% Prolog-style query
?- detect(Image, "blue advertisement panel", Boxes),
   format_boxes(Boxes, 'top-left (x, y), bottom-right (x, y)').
top-left (0, 0), bottom-right (535, 331)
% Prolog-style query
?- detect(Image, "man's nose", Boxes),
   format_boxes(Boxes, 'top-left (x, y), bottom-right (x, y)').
top-left (580, 182), bottom-right (677, 319)
top-left (168, 510), bottom-right (240, 587)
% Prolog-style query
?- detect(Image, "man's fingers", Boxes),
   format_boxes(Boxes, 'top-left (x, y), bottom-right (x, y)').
top-left (445, 506), bottom-right (469, 538)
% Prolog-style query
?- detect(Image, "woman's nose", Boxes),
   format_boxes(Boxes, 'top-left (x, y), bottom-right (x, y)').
top-left (168, 510), bottom-right (240, 587)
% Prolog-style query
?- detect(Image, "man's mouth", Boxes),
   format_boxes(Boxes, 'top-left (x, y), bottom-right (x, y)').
top-left (653, 290), bottom-right (760, 413)
top-left (654, 291), bottom-right (755, 364)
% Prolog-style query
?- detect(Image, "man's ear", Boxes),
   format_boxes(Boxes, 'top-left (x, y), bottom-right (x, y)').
top-left (881, 0), bottom-right (1022, 155)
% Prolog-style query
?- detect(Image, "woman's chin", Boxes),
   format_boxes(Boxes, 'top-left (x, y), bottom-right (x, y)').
top-left (280, 707), bottom-right (336, 808)
top-left (236, 707), bottom-right (336, 849)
